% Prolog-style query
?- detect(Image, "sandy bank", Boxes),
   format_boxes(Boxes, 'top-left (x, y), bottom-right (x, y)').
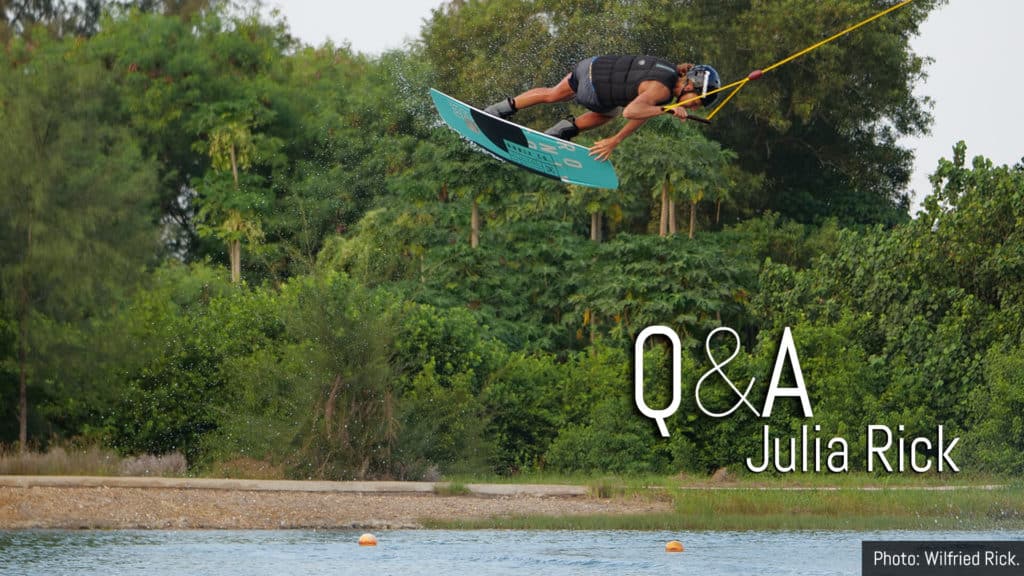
top-left (0, 476), bottom-right (670, 530)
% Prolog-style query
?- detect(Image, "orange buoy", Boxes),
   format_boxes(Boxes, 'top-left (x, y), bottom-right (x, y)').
top-left (665, 540), bottom-right (684, 553)
top-left (358, 533), bottom-right (378, 547)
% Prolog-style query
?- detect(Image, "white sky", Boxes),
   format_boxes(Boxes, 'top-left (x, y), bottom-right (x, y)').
top-left (903, 0), bottom-right (1022, 211)
top-left (270, 0), bottom-right (1023, 214)
top-left (266, 0), bottom-right (440, 54)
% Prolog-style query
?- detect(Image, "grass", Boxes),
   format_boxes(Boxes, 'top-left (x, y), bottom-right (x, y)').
top-left (666, 484), bottom-right (1024, 530)
top-left (445, 469), bottom-right (1010, 486)
top-left (0, 444), bottom-right (187, 477)
top-left (430, 472), bottom-right (1024, 531)
top-left (425, 485), bottom-right (1024, 531)
top-left (434, 481), bottom-right (473, 496)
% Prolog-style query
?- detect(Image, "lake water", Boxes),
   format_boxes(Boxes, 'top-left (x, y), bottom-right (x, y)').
top-left (0, 529), bottom-right (1016, 575)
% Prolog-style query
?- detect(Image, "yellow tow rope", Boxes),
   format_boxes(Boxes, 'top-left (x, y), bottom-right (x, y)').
top-left (665, 0), bottom-right (916, 120)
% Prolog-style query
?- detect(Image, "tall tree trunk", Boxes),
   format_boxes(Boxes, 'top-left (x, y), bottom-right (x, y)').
top-left (716, 199), bottom-right (722, 224)
top-left (689, 199), bottom-right (698, 239)
top-left (668, 200), bottom-right (678, 235)
top-left (470, 198), bottom-right (480, 248)
top-left (18, 221), bottom-right (32, 452)
top-left (324, 374), bottom-right (343, 439)
top-left (229, 144), bottom-right (242, 283)
top-left (590, 211), bottom-right (602, 242)
top-left (18, 309), bottom-right (28, 453)
top-left (659, 177), bottom-right (669, 237)
top-left (230, 240), bottom-right (241, 283)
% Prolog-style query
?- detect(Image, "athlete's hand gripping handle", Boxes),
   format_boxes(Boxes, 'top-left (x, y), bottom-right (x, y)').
top-left (663, 106), bottom-right (711, 124)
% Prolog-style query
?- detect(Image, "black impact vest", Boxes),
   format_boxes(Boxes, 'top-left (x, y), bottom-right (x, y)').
top-left (591, 55), bottom-right (679, 108)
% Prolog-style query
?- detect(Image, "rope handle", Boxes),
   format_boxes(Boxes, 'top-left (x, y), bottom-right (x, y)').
top-left (662, 105), bottom-right (713, 123)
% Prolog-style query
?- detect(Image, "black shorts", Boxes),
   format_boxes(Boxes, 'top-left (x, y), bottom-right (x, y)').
top-left (568, 58), bottom-right (620, 115)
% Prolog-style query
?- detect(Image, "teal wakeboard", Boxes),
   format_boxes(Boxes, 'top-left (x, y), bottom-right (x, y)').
top-left (429, 88), bottom-right (619, 190)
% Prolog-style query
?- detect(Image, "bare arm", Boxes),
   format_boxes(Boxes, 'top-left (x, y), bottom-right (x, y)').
top-left (588, 118), bottom-right (649, 162)
top-left (621, 84), bottom-right (674, 120)
top-left (588, 83), bottom-right (678, 161)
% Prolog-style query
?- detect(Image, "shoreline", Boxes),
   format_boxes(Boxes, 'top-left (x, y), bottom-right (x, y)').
top-left (0, 475), bottom-right (589, 496)
top-left (0, 476), bottom-right (668, 530)
top-left (2, 476), bottom-right (1020, 531)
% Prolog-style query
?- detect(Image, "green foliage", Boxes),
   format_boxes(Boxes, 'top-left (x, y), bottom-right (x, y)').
top-left (422, 0), bottom-right (940, 224)
top-left (481, 352), bottom-right (561, 474)
top-left (546, 395), bottom-right (670, 475)
top-left (0, 315), bottom-right (15, 439)
top-left (0, 32), bottom-right (160, 316)
top-left (966, 346), bottom-right (1024, 474)
top-left (749, 144), bottom-right (1024, 471)
top-left (388, 302), bottom-right (503, 478)
top-left (549, 341), bottom-right (630, 427)
top-left (88, 6), bottom-right (407, 280)
top-left (102, 263), bottom-right (277, 463)
top-left (545, 342), bottom-right (703, 474)
top-left (617, 116), bottom-right (739, 237)
top-left (271, 271), bottom-right (399, 479)
top-left (0, 29), bottom-right (160, 447)
top-left (568, 233), bottom-right (755, 347)
top-left (203, 281), bottom-right (503, 480)
top-left (392, 302), bottom-right (506, 394)
top-left (6, 4), bottom-right (1023, 483)
top-left (395, 360), bottom-right (492, 479)
top-left (317, 207), bottom-right (436, 286)
top-left (703, 0), bottom-right (941, 223)
top-left (415, 217), bottom-right (585, 350)
top-left (720, 212), bottom-right (841, 270)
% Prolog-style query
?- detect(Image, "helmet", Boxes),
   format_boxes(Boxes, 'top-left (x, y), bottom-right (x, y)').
top-left (685, 64), bottom-right (721, 107)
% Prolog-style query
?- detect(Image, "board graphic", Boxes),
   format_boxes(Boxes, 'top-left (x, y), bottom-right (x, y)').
top-left (430, 89), bottom-right (619, 190)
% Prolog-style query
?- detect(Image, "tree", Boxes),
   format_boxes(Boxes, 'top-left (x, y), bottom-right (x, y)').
top-left (102, 262), bottom-right (277, 463)
top-left (691, 0), bottom-right (942, 224)
top-left (1, 0), bottom-right (217, 40)
top-left (193, 115), bottom-right (269, 283)
top-left (390, 302), bottom-right (503, 477)
top-left (482, 352), bottom-right (561, 473)
top-left (280, 272), bottom-right (399, 479)
top-left (0, 33), bottom-right (158, 449)
top-left (269, 46), bottom-right (406, 274)
top-left (618, 117), bottom-right (737, 238)
top-left (749, 145), bottom-right (1024, 463)
top-left (93, 8), bottom-right (304, 279)
top-left (390, 129), bottom-right (524, 249)
top-left (567, 234), bottom-right (754, 346)
top-left (88, 9), bottom-right (213, 258)
top-left (922, 142), bottom-right (1024, 312)
top-left (565, 183), bottom-right (622, 242)
top-left (1, 0), bottom-right (104, 38)
top-left (114, 0), bottom-right (215, 19)
top-left (967, 346), bottom-right (1024, 474)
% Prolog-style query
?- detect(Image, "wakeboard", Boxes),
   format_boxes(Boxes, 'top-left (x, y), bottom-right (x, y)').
top-left (429, 88), bottom-right (619, 190)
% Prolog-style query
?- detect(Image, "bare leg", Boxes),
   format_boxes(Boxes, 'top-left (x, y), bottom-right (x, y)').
top-left (511, 74), bottom-right (575, 110)
top-left (574, 111), bottom-right (616, 132)
top-left (544, 110), bottom-right (617, 141)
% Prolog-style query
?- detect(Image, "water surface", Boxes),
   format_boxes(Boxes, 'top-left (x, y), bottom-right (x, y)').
top-left (0, 529), bottom-right (1014, 575)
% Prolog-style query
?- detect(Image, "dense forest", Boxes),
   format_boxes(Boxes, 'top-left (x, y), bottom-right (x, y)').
top-left (2, 0), bottom-right (1022, 480)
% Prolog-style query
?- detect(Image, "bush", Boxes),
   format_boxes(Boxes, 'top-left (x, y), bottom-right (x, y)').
top-left (965, 346), bottom-right (1024, 474)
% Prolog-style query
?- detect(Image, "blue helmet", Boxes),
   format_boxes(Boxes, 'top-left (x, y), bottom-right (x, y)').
top-left (686, 64), bottom-right (721, 107)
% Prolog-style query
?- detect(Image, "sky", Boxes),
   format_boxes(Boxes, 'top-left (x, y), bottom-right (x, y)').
top-left (268, 0), bottom-right (1023, 214)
